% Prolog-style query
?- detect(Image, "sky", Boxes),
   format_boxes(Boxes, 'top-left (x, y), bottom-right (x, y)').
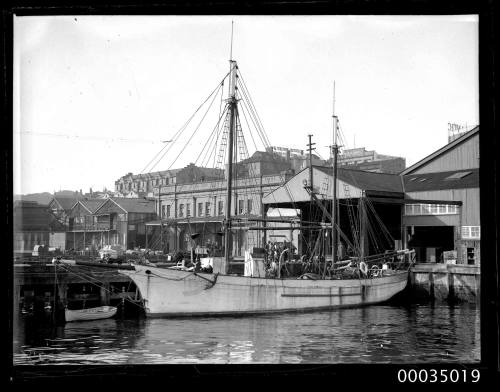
top-left (13, 15), bottom-right (479, 195)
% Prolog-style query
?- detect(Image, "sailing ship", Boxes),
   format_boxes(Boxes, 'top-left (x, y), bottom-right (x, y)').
top-left (119, 53), bottom-right (414, 317)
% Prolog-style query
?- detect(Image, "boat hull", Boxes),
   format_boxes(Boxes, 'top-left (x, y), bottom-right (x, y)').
top-left (120, 265), bottom-right (409, 317)
top-left (65, 306), bottom-right (117, 322)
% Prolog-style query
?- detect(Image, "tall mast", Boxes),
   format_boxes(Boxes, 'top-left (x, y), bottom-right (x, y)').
top-left (331, 82), bottom-right (339, 265)
top-left (307, 134), bottom-right (315, 206)
top-left (224, 59), bottom-right (237, 268)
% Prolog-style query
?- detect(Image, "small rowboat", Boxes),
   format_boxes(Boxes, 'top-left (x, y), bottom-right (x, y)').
top-left (65, 306), bottom-right (117, 322)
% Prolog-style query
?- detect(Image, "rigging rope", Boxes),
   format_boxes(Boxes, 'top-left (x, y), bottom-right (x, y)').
top-left (55, 264), bottom-right (145, 310)
top-left (142, 72), bottom-right (229, 174)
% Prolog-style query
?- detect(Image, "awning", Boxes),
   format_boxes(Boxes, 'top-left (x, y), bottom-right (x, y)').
top-left (145, 217), bottom-right (224, 226)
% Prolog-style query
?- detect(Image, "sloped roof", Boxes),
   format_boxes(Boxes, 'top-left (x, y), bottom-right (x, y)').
top-left (117, 168), bottom-right (183, 181)
top-left (316, 166), bottom-right (404, 193)
top-left (400, 126), bottom-right (479, 175)
top-left (403, 169), bottom-right (479, 192)
top-left (52, 196), bottom-right (81, 211)
top-left (78, 199), bottom-right (107, 213)
top-left (242, 151), bottom-right (280, 163)
top-left (104, 197), bottom-right (156, 214)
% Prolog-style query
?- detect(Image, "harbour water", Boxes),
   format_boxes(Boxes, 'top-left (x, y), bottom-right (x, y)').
top-left (13, 302), bottom-right (480, 364)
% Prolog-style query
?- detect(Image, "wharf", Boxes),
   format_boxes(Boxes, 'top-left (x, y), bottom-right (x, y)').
top-left (409, 263), bottom-right (480, 302)
top-left (13, 262), bottom-right (144, 321)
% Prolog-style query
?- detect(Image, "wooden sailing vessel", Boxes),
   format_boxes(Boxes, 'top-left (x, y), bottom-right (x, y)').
top-left (65, 305), bottom-right (117, 322)
top-left (119, 51), bottom-right (413, 317)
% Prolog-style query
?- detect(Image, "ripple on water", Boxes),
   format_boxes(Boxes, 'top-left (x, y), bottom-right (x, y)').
top-left (13, 304), bottom-right (480, 364)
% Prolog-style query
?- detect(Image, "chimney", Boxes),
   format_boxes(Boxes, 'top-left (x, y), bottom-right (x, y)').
top-left (90, 187), bottom-right (93, 198)
top-left (286, 149), bottom-right (291, 161)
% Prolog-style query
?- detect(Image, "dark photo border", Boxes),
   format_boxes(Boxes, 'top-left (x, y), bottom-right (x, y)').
top-left (3, 0), bottom-right (498, 387)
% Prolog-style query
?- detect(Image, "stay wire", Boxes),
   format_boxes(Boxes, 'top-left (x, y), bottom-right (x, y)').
top-left (166, 82), bottom-right (225, 171)
top-left (143, 72), bottom-right (230, 174)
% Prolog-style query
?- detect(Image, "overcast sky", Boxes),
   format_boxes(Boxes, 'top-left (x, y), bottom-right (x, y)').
top-left (13, 15), bottom-right (478, 195)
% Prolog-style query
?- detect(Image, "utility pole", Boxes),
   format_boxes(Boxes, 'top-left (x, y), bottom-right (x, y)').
top-left (157, 184), bottom-right (164, 252)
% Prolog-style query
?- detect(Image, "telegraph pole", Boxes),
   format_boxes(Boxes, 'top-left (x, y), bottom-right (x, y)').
top-left (158, 185), bottom-right (163, 252)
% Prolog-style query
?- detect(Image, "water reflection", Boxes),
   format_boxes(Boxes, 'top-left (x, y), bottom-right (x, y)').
top-left (13, 303), bottom-right (480, 364)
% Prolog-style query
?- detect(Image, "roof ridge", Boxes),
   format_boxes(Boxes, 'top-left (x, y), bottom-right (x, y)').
top-left (401, 126), bottom-right (479, 175)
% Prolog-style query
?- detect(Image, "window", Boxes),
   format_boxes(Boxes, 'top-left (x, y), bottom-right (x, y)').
top-left (445, 171), bottom-right (472, 180)
top-left (186, 203), bottom-right (191, 217)
top-left (218, 200), bottom-right (224, 215)
top-left (247, 199), bottom-right (253, 214)
top-left (404, 203), bottom-right (457, 216)
top-left (198, 202), bottom-right (203, 216)
top-left (179, 204), bottom-right (184, 217)
top-left (161, 205), bottom-right (166, 218)
top-left (205, 202), bottom-right (211, 216)
top-left (462, 226), bottom-right (480, 239)
top-left (467, 247), bottom-right (476, 265)
top-left (238, 200), bottom-right (244, 214)
top-left (167, 205), bottom-right (171, 218)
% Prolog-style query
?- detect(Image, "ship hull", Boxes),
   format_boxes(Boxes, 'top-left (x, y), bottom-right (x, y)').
top-left (120, 265), bottom-right (409, 317)
top-left (65, 306), bottom-right (117, 322)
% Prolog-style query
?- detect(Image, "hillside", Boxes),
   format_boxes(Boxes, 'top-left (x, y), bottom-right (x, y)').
top-left (15, 192), bottom-right (53, 205)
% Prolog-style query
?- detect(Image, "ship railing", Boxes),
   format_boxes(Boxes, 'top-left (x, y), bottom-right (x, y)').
top-left (348, 249), bottom-right (415, 270)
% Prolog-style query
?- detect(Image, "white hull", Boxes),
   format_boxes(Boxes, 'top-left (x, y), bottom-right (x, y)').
top-left (120, 265), bottom-right (409, 317)
top-left (65, 306), bottom-right (117, 322)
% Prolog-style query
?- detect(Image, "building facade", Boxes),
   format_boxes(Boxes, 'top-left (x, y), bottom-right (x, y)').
top-left (114, 164), bottom-right (223, 197)
top-left (14, 201), bottom-right (65, 254)
top-left (147, 172), bottom-right (294, 256)
top-left (335, 147), bottom-right (406, 174)
top-left (67, 199), bottom-right (108, 251)
top-left (401, 126), bottom-right (480, 265)
top-left (93, 197), bottom-right (157, 249)
top-left (67, 197), bottom-right (157, 251)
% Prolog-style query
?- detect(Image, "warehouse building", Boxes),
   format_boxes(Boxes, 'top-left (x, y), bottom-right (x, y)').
top-left (401, 126), bottom-right (479, 265)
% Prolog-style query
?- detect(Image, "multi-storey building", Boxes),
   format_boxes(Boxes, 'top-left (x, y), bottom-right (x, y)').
top-left (266, 146), bottom-right (305, 159)
top-left (114, 164), bottom-right (223, 197)
top-left (334, 147), bottom-right (406, 174)
top-left (68, 197), bottom-right (157, 251)
top-left (144, 151), bottom-right (297, 256)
